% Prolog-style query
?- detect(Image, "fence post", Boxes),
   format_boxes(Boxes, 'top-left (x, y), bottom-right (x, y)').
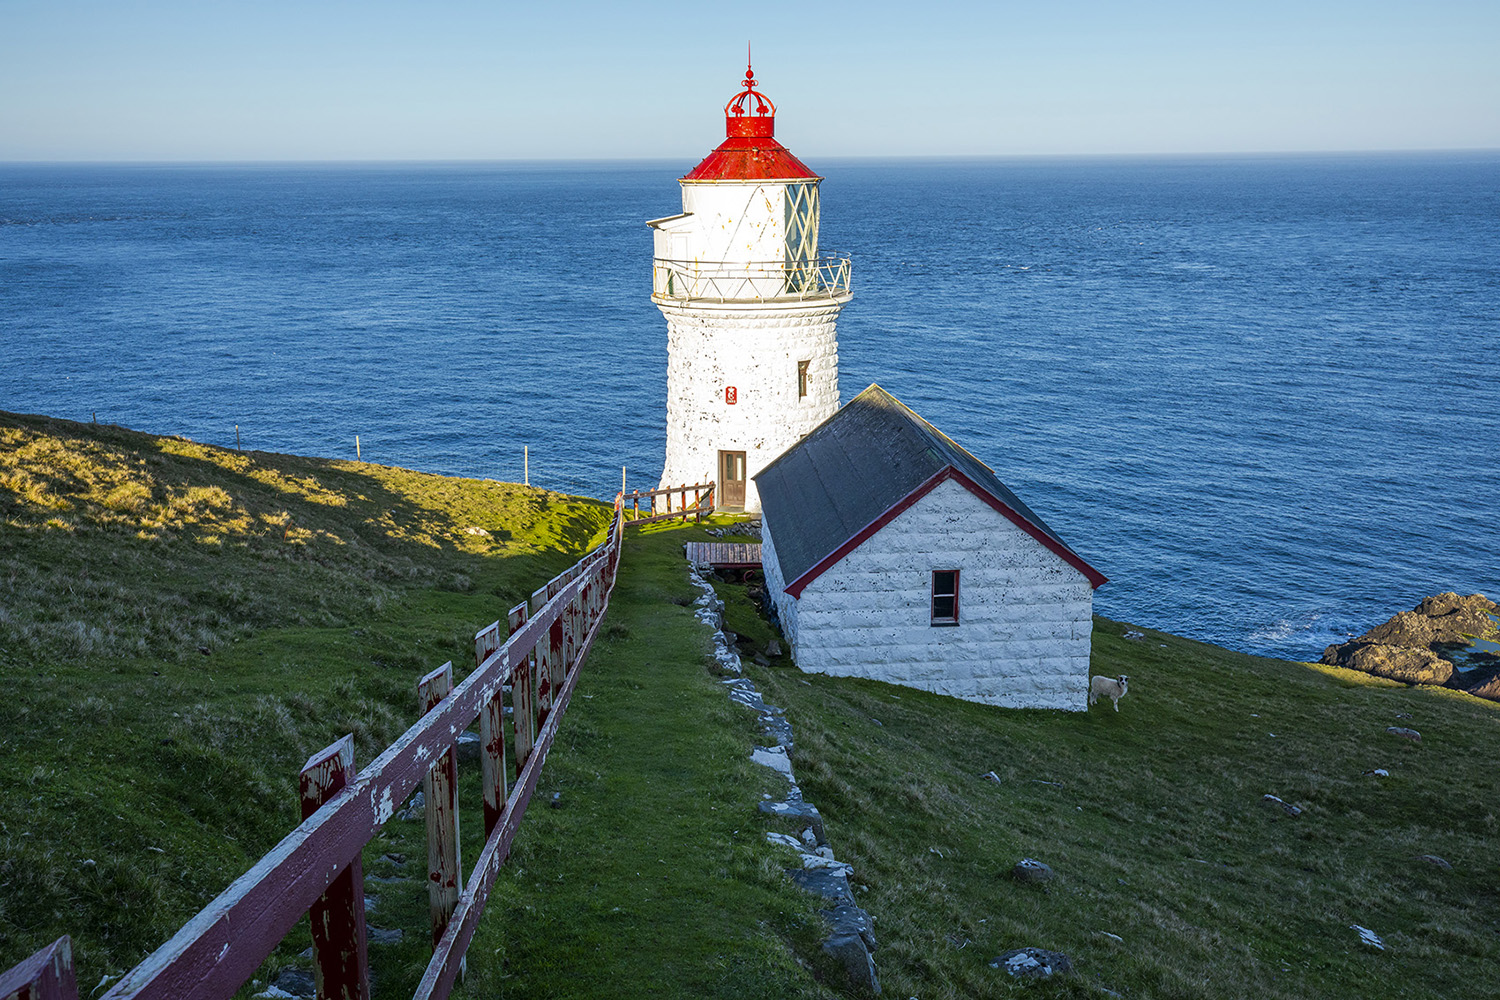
top-left (0, 937), bottom-right (77, 1000)
top-left (511, 602), bottom-right (537, 777)
top-left (418, 664), bottom-right (462, 961)
top-left (550, 603), bottom-right (566, 692)
top-left (540, 589), bottom-right (558, 720)
top-left (474, 623), bottom-right (508, 837)
top-left (566, 587), bottom-right (581, 679)
top-left (300, 736), bottom-right (371, 1000)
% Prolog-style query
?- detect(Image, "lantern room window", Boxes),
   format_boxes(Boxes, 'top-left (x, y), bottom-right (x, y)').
top-left (797, 360), bottom-right (810, 399)
top-left (931, 570), bottom-right (959, 626)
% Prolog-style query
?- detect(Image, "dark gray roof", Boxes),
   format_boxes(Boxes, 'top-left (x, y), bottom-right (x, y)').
top-left (754, 384), bottom-right (1104, 591)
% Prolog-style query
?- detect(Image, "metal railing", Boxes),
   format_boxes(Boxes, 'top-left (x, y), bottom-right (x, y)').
top-left (651, 253), bottom-right (852, 303)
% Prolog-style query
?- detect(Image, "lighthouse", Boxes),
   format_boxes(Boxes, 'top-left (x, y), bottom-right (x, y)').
top-left (648, 61), bottom-right (852, 513)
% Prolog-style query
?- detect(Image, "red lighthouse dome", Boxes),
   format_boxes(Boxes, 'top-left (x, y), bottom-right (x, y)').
top-left (682, 62), bottom-right (820, 182)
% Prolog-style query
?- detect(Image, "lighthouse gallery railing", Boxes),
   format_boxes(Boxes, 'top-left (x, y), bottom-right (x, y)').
top-left (652, 252), bottom-right (851, 302)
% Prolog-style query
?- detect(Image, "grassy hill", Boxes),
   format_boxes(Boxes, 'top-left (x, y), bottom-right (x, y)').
top-left (0, 411), bottom-right (614, 987)
top-left (4, 411), bottom-right (1497, 999)
top-left (705, 579), bottom-right (1500, 998)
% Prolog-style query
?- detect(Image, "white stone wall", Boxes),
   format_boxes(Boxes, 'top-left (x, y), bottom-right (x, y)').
top-left (787, 477), bottom-right (1095, 710)
top-left (760, 517), bottom-right (798, 651)
top-left (657, 298), bottom-right (841, 512)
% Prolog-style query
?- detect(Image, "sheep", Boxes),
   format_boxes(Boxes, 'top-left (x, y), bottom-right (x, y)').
top-left (1088, 674), bottom-right (1129, 711)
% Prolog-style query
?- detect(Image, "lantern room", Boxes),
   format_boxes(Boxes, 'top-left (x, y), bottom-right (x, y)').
top-left (648, 63), bottom-right (845, 302)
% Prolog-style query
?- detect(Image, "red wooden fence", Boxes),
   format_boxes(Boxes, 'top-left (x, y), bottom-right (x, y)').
top-left (624, 481), bottom-right (714, 525)
top-left (2, 497), bottom-right (626, 1000)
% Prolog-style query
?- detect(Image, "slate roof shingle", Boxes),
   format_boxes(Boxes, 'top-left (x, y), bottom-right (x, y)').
top-left (753, 384), bottom-right (1106, 593)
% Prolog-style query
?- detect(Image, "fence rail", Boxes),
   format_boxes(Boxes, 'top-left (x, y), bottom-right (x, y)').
top-left (651, 253), bottom-right (851, 302)
top-left (2, 497), bottom-right (627, 1000)
top-left (624, 481), bottom-right (715, 525)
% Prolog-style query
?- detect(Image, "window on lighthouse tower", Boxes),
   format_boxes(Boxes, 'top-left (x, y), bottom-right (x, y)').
top-left (784, 183), bottom-right (820, 293)
top-left (797, 360), bottom-right (810, 399)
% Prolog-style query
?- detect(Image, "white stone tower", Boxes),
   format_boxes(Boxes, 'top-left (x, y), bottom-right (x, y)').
top-left (648, 61), bottom-right (851, 513)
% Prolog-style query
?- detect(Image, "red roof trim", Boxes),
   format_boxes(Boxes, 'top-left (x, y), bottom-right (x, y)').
top-left (784, 466), bottom-right (1107, 599)
top-left (682, 137), bottom-right (820, 182)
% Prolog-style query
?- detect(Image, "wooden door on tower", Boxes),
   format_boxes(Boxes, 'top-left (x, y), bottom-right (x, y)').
top-left (718, 450), bottom-right (746, 511)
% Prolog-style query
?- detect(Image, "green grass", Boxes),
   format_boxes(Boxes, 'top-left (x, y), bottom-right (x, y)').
top-left (322, 519), bottom-right (846, 999)
top-left (6, 410), bottom-right (1499, 999)
top-left (0, 411), bottom-right (613, 989)
top-left (721, 594), bottom-right (1500, 998)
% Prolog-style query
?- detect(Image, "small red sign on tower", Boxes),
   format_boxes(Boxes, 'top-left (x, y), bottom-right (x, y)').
top-left (725, 386), bottom-right (738, 405)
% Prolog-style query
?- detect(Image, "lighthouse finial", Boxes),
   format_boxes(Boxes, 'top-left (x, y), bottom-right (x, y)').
top-left (728, 45), bottom-right (773, 119)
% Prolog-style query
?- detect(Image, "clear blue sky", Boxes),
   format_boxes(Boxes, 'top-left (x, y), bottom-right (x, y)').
top-left (3, 0), bottom-right (1497, 160)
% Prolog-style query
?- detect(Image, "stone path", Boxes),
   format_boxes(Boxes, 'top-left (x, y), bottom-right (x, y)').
top-left (685, 563), bottom-right (881, 993)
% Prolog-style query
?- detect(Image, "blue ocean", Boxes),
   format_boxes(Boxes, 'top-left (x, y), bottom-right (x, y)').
top-left (3, 155), bottom-right (1497, 662)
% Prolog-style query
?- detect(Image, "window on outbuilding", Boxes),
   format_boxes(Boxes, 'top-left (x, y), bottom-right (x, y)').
top-left (797, 360), bottom-right (810, 399)
top-left (931, 570), bottom-right (959, 625)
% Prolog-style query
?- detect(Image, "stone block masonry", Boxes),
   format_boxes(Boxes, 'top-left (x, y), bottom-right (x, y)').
top-left (772, 477), bottom-right (1094, 711)
top-left (658, 298), bottom-right (842, 513)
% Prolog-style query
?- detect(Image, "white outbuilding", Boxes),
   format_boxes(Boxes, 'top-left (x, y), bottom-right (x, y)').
top-left (755, 385), bottom-right (1108, 710)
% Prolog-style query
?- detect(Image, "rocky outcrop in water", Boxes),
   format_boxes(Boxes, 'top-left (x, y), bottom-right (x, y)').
top-left (1322, 593), bottom-right (1500, 699)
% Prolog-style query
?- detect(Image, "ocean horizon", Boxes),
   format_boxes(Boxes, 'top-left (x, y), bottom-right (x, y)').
top-left (3, 151), bottom-right (1497, 662)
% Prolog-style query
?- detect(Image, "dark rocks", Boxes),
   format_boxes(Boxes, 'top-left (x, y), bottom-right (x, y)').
top-left (765, 637), bottom-right (783, 657)
top-left (397, 790), bottom-right (425, 821)
top-left (821, 904), bottom-right (880, 994)
top-left (1460, 672), bottom-right (1500, 700)
top-left (1261, 794), bottom-right (1303, 818)
top-left (1386, 726), bottom-right (1422, 743)
top-left (704, 519), bottom-right (761, 540)
top-left (1011, 858), bottom-right (1054, 884)
top-left (367, 925), bottom-right (404, 945)
top-left (1340, 644), bottom-right (1453, 686)
top-left (790, 867), bottom-right (854, 904)
top-left (1322, 593), bottom-right (1498, 693)
top-left (1417, 854), bottom-right (1452, 870)
top-left (1418, 592), bottom-right (1472, 617)
top-left (1363, 610), bottom-right (1441, 648)
top-left (990, 947), bottom-right (1072, 979)
top-left (724, 677), bottom-right (773, 713)
top-left (760, 797), bottom-right (826, 844)
top-left (759, 713), bottom-right (795, 749)
top-left (270, 968), bottom-right (315, 998)
top-left (455, 731), bottom-right (482, 766)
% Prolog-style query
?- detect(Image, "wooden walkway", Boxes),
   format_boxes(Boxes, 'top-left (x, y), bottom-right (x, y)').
top-left (684, 541), bottom-right (762, 570)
